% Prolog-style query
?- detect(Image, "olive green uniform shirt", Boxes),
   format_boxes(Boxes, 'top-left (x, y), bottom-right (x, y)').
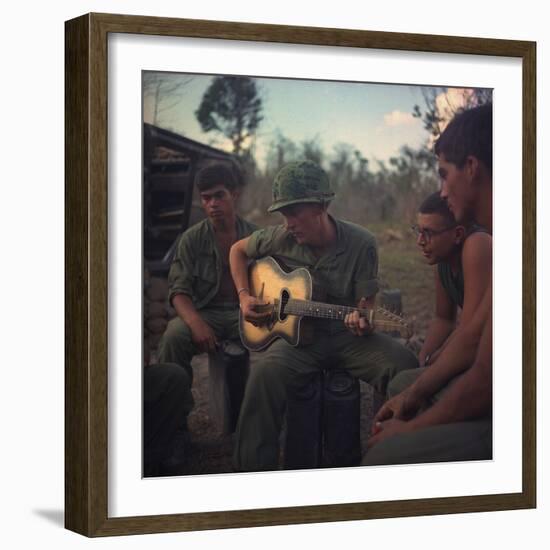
top-left (245, 216), bottom-right (379, 307)
top-left (234, 217), bottom-right (420, 472)
top-left (168, 216), bottom-right (258, 310)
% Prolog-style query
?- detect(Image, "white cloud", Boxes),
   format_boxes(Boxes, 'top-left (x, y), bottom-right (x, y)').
top-left (383, 110), bottom-right (416, 127)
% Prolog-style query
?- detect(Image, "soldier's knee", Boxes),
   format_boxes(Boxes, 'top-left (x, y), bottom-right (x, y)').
top-left (162, 362), bottom-right (191, 388)
top-left (401, 345), bottom-right (419, 369)
top-left (387, 368), bottom-right (418, 398)
top-left (387, 341), bottom-right (418, 374)
top-left (361, 439), bottom-right (402, 466)
top-left (162, 317), bottom-right (192, 346)
top-left (248, 359), bottom-right (287, 389)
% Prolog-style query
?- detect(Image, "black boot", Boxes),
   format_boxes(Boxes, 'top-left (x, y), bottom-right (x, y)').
top-left (159, 428), bottom-right (191, 476)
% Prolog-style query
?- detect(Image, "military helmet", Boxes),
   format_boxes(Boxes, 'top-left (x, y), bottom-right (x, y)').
top-left (267, 160), bottom-right (335, 213)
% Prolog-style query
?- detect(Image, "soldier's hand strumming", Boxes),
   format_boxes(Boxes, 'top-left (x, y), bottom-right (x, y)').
top-left (239, 292), bottom-right (271, 326)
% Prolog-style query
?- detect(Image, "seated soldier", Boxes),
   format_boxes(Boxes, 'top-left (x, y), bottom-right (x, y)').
top-left (143, 330), bottom-right (193, 477)
top-left (157, 163), bottom-right (257, 410)
top-left (143, 362), bottom-right (193, 477)
top-left (413, 191), bottom-right (491, 369)
top-left (362, 103), bottom-right (493, 465)
top-left (230, 160), bottom-right (418, 472)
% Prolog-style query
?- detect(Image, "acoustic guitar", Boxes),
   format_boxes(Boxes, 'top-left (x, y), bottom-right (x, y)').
top-left (239, 256), bottom-right (412, 351)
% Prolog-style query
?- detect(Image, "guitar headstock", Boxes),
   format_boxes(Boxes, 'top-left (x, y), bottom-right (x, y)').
top-left (372, 307), bottom-right (413, 339)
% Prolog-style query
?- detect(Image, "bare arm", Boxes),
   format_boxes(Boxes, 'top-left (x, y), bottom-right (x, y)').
top-left (458, 232), bottom-right (492, 326)
top-left (373, 290), bottom-right (489, 427)
top-left (409, 235), bottom-right (492, 398)
top-left (172, 293), bottom-right (202, 326)
top-left (229, 237), bottom-right (252, 295)
top-left (410, 286), bottom-right (491, 402)
top-left (419, 234), bottom-right (491, 365)
top-left (369, 304), bottom-right (492, 446)
top-left (229, 238), bottom-right (269, 323)
top-left (418, 266), bottom-right (457, 365)
top-left (411, 308), bottom-right (492, 427)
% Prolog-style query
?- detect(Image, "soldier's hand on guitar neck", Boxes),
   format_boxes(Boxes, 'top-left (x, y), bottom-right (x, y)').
top-left (239, 291), bottom-right (272, 327)
top-left (344, 297), bottom-right (374, 336)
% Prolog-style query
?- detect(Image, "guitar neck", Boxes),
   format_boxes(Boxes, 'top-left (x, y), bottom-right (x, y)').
top-left (283, 298), bottom-right (409, 334)
top-left (284, 299), bottom-right (367, 321)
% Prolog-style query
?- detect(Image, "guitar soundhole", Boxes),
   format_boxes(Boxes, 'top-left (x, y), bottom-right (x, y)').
top-left (279, 289), bottom-right (290, 321)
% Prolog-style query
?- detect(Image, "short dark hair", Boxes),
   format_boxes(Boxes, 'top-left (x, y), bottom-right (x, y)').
top-left (418, 192), bottom-right (456, 226)
top-left (195, 163), bottom-right (239, 192)
top-left (434, 103), bottom-right (492, 175)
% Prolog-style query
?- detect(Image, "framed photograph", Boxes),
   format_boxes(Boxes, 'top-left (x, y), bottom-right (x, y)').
top-left (65, 12), bottom-right (536, 536)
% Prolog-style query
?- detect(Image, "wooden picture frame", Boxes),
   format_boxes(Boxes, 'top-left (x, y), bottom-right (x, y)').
top-left (65, 12), bottom-right (536, 537)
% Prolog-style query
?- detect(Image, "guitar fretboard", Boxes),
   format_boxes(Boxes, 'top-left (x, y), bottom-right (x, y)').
top-left (284, 299), bottom-right (367, 320)
top-left (281, 299), bottom-right (408, 333)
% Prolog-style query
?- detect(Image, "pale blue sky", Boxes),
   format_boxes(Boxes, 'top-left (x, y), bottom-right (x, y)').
top-left (143, 72), bottom-right (436, 169)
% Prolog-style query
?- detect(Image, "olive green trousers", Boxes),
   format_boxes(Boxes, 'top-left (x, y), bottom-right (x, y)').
top-left (157, 306), bottom-right (240, 386)
top-left (143, 363), bottom-right (193, 463)
top-left (233, 324), bottom-right (418, 472)
top-left (361, 368), bottom-right (492, 466)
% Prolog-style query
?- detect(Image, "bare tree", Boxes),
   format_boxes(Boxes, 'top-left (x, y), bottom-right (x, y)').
top-left (143, 72), bottom-right (194, 128)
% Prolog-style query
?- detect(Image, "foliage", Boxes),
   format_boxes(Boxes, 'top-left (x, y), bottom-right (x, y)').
top-left (195, 76), bottom-right (263, 156)
top-left (247, 129), bottom-right (440, 227)
top-left (412, 87), bottom-right (493, 143)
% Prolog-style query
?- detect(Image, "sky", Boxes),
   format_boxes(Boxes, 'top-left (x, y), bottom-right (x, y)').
top-left (143, 72), bottom-right (469, 170)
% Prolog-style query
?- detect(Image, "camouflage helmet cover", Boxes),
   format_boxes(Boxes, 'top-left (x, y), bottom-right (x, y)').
top-left (267, 160), bottom-right (335, 213)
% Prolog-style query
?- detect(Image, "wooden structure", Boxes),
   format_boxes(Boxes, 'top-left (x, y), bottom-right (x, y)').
top-left (143, 123), bottom-right (242, 274)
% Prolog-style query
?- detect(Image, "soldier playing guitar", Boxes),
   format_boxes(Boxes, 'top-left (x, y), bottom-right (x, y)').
top-left (229, 160), bottom-right (418, 472)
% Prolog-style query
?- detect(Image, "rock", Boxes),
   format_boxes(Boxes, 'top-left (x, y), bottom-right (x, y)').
top-left (382, 228), bottom-right (404, 242)
top-left (147, 317), bottom-right (168, 335)
top-left (147, 301), bottom-right (167, 319)
top-left (148, 332), bottom-right (163, 350)
top-left (144, 268), bottom-right (151, 290)
top-left (146, 277), bottom-right (169, 302)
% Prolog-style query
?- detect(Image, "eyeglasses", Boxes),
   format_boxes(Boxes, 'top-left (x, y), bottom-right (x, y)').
top-left (411, 224), bottom-right (456, 242)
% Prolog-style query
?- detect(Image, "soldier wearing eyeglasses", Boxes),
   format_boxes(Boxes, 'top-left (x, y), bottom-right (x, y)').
top-left (363, 103), bottom-right (494, 466)
top-left (411, 192), bottom-right (491, 369)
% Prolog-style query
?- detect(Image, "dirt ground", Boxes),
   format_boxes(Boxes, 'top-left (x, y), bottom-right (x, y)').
top-left (161, 228), bottom-right (434, 476)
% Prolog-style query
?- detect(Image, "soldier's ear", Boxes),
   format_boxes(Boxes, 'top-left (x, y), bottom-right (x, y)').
top-left (464, 155), bottom-right (480, 182)
top-left (455, 225), bottom-right (466, 244)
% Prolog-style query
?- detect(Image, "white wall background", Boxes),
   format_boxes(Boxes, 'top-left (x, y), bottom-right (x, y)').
top-left (0, 1), bottom-right (546, 548)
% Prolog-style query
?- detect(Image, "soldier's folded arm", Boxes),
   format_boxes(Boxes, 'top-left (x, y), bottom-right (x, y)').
top-left (409, 309), bottom-right (492, 429)
top-left (167, 234), bottom-right (217, 352)
top-left (171, 293), bottom-right (217, 353)
top-left (418, 267), bottom-right (457, 366)
top-left (407, 287), bottom-right (491, 404)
